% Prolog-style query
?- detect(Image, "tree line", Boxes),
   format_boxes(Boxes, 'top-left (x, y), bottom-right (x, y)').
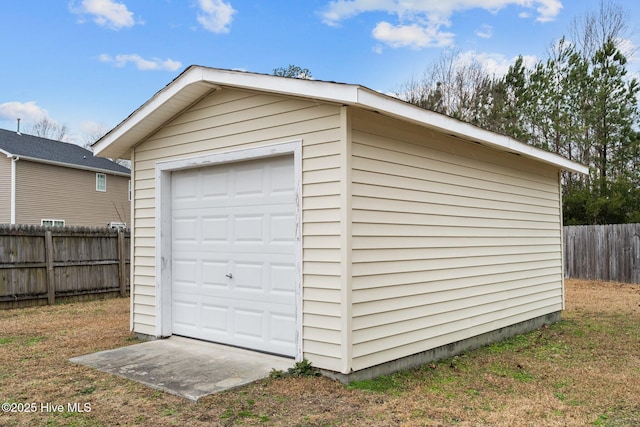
top-left (396, 1), bottom-right (639, 225)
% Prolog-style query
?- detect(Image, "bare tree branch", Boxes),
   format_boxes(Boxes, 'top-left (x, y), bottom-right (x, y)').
top-left (569, 0), bottom-right (636, 60)
top-left (26, 117), bottom-right (68, 141)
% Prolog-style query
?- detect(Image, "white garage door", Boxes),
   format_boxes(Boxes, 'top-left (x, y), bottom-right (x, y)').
top-left (170, 155), bottom-right (297, 357)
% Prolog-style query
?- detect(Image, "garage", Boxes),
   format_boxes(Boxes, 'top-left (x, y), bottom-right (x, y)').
top-left (169, 155), bottom-right (297, 357)
top-left (94, 66), bottom-right (587, 381)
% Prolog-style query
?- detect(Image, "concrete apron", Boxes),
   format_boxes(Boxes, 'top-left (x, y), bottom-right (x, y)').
top-left (69, 336), bottom-right (293, 401)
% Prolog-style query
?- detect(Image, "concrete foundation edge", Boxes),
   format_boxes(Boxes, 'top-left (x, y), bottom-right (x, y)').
top-left (134, 332), bottom-right (160, 341)
top-left (132, 312), bottom-right (560, 384)
top-left (321, 311), bottom-right (561, 384)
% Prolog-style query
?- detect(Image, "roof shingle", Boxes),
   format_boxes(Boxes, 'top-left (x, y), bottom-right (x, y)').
top-left (0, 128), bottom-right (130, 175)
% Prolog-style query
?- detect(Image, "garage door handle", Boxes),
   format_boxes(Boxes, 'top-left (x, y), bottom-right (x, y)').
top-left (225, 273), bottom-right (233, 279)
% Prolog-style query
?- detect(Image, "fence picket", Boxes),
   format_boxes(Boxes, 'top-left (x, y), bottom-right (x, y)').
top-left (118, 230), bottom-right (127, 298)
top-left (0, 225), bottom-right (130, 308)
top-left (45, 230), bottom-right (55, 305)
top-left (564, 224), bottom-right (640, 284)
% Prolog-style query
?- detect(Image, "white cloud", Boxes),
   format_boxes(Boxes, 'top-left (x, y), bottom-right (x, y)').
top-left (532, 0), bottom-right (563, 23)
top-left (196, 0), bottom-right (236, 33)
top-left (0, 102), bottom-right (71, 141)
top-left (69, 0), bottom-right (135, 30)
top-left (457, 51), bottom-right (538, 76)
top-left (617, 37), bottom-right (638, 63)
top-left (320, 0), bottom-right (563, 49)
top-left (476, 24), bottom-right (493, 39)
top-left (99, 54), bottom-right (182, 71)
top-left (372, 22), bottom-right (454, 49)
top-left (78, 121), bottom-right (110, 145)
top-left (0, 101), bottom-right (48, 123)
top-left (79, 120), bottom-right (108, 136)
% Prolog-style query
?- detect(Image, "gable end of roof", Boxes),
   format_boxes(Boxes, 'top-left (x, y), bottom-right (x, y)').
top-left (93, 65), bottom-right (588, 175)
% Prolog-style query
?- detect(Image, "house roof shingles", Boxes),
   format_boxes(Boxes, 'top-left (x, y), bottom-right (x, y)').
top-left (0, 128), bottom-right (130, 175)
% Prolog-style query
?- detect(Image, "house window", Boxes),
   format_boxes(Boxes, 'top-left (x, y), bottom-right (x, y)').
top-left (128, 180), bottom-right (132, 201)
top-left (41, 219), bottom-right (65, 227)
top-left (96, 173), bottom-right (106, 192)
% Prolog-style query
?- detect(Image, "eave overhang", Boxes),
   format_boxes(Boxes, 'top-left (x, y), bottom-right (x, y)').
top-left (93, 65), bottom-right (588, 175)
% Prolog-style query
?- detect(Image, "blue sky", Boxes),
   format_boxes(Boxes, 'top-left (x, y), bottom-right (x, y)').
top-left (1, 0), bottom-right (638, 147)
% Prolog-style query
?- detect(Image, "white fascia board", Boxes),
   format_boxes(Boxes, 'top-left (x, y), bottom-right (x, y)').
top-left (355, 87), bottom-right (589, 175)
top-left (94, 65), bottom-right (588, 175)
top-left (198, 67), bottom-right (360, 104)
top-left (93, 66), bottom-right (216, 159)
top-left (217, 70), bottom-right (586, 174)
top-left (93, 66), bottom-right (360, 160)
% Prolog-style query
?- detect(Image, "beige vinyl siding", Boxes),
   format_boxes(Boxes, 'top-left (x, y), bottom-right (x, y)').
top-left (349, 109), bottom-right (562, 371)
top-left (0, 155), bottom-right (11, 223)
top-left (132, 88), bottom-right (344, 370)
top-left (14, 160), bottom-right (130, 227)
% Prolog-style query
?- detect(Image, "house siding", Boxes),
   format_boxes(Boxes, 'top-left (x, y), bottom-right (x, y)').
top-left (0, 155), bottom-right (12, 223)
top-left (349, 109), bottom-right (563, 371)
top-left (14, 160), bottom-right (130, 227)
top-left (131, 88), bottom-right (344, 371)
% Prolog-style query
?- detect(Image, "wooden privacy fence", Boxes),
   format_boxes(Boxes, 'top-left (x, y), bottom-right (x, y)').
top-left (564, 223), bottom-right (640, 284)
top-left (0, 225), bottom-right (130, 308)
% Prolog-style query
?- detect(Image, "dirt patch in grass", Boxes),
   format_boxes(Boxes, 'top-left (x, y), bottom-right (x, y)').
top-left (1, 279), bottom-right (639, 426)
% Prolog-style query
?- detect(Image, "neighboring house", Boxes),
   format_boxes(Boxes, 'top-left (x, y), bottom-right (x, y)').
top-left (0, 128), bottom-right (130, 228)
top-left (94, 66), bottom-right (588, 381)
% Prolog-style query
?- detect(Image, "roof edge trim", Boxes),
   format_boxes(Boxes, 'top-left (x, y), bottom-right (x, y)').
top-left (93, 66), bottom-right (210, 157)
top-left (94, 65), bottom-right (588, 175)
top-left (355, 87), bottom-right (589, 175)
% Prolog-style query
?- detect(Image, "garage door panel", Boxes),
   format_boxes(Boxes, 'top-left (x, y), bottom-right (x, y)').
top-left (173, 301), bottom-right (198, 328)
top-left (234, 215), bottom-right (264, 242)
top-left (202, 261), bottom-right (228, 288)
top-left (173, 259), bottom-right (197, 286)
top-left (174, 198), bottom-right (293, 211)
top-left (171, 155), bottom-right (297, 356)
top-left (173, 290), bottom-right (295, 307)
top-left (173, 236), bottom-right (295, 254)
top-left (174, 294), bottom-right (296, 354)
top-left (271, 164), bottom-right (296, 194)
top-left (228, 242), bottom-right (296, 253)
top-left (173, 264), bottom-right (293, 294)
top-left (202, 216), bottom-right (229, 242)
top-left (270, 264), bottom-right (297, 294)
top-left (172, 288), bottom-right (296, 315)
top-left (173, 204), bottom-right (294, 217)
top-left (201, 305), bottom-right (229, 333)
top-left (234, 168), bottom-right (265, 197)
top-left (233, 262), bottom-right (264, 291)
top-left (173, 211), bottom-right (295, 249)
top-left (172, 173), bottom-right (198, 202)
top-left (270, 314), bottom-right (296, 344)
top-left (271, 214), bottom-right (296, 242)
top-left (201, 169), bottom-right (229, 199)
top-left (173, 244), bottom-right (294, 254)
top-left (175, 242), bottom-right (295, 256)
top-left (235, 308), bottom-right (265, 339)
top-left (173, 217), bottom-right (198, 242)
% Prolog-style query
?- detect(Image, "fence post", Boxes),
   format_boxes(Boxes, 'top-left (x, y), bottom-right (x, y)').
top-left (44, 230), bottom-right (55, 305)
top-left (118, 230), bottom-right (127, 297)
